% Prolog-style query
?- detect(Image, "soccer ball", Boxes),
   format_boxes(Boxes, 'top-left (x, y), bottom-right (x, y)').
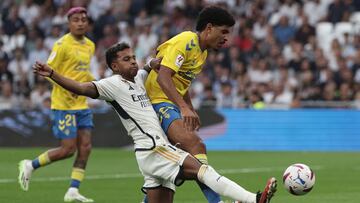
top-left (283, 163), bottom-right (315, 195)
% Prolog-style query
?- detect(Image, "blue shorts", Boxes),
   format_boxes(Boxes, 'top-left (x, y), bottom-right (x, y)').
top-left (153, 102), bottom-right (181, 133)
top-left (51, 109), bottom-right (93, 139)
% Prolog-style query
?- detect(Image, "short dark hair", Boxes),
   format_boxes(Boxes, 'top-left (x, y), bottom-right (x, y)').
top-left (196, 6), bottom-right (235, 32)
top-left (105, 42), bottom-right (131, 69)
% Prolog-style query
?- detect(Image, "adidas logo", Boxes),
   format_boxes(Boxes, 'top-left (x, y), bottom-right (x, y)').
top-left (129, 85), bottom-right (134, 90)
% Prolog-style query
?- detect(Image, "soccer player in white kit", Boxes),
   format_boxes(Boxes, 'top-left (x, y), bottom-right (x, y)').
top-left (32, 42), bottom-right (277, 203)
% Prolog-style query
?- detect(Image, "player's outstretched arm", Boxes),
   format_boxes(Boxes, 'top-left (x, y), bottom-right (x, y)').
top-left (33, 61), bottom-right (99, 99)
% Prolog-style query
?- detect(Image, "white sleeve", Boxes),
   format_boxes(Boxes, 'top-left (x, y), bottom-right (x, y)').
top-left (135, 69), bottom-right (149, 85)
top-left (92, 78), bottom-right (115, 101)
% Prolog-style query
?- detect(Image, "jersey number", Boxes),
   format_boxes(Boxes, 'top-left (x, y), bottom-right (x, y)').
top-left (65, 114), bottom-right (76, 126)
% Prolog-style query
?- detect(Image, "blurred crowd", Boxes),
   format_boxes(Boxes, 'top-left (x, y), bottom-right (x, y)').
top-left (0, 0), bottom-right (360, 110)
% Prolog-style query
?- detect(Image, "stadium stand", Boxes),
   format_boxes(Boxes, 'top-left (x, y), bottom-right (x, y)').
top-left (0, 0), bottom-right (359, 110)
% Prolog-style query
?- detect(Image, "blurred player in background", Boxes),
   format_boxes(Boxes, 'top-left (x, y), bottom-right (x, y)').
top-left (33, 42), bottom-right (277, 203)
top-left (145, 5), bottom-right (235, 203)
top-left (18, 7), bottom-right (95, 203)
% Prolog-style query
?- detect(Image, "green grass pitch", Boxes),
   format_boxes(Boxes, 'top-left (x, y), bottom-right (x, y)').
top-left (0, 148), bottom-right (358, 203)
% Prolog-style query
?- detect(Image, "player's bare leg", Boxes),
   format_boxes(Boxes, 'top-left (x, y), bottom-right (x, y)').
top-left (167, 119), bottom-right (206, 160)
top-left (167, 119), bottom-right (223, 202)
top-left (181, 155), bottom-right (277, 203)
top-left (48, 139), bottom-right (78, 160)
top-left (146, 187), bottom-right (174, 203)
top-left (74, 129), bottom-right (92, 169)
top-left (64, 129), bottom-right (93, 203)
top-left (18, 138), bottom-right (77, 191)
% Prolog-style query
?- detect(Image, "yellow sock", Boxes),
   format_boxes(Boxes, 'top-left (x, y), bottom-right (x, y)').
top-left (38, 151), bottom-right (51, 165)
top-left (32, 151), bottom-right (51, 169)
top-left (194, 154), bottom-right (208, 165)
top-left (70, 168), bottom-right (85, 188)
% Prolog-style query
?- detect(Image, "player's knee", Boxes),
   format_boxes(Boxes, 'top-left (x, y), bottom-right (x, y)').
top-left (80, 142), bottom-right (92, 155)
top-left (60, 145), bottom-right (77, 158)
top-left (195, 139), bottom-right (206, 151)
top-left (190, 137), bottom-right (206, 154)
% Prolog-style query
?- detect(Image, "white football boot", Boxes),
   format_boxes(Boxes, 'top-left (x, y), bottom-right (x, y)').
top-left (18, 159), bottom-right (34, 191)
top-left (64, 188), bottom-right (94, 202)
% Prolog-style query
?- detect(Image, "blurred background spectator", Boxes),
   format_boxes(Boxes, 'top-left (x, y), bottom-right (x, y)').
top-left (0, 0), bottom-right (359, 110)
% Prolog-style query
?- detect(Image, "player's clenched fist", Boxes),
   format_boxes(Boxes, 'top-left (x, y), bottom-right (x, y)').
top-left (33, 61), bottom-right (53, 78)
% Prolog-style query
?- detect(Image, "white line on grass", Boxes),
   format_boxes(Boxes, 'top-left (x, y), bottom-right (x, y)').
top-left (0, 166), bottom-right (323, 184)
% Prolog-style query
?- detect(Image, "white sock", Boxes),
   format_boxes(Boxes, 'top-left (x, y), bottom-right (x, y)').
top-left (197, 165), bottom-right (256, 203)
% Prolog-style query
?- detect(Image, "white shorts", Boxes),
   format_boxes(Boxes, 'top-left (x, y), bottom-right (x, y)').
top-left (135, 144), bottom-right (189, 192)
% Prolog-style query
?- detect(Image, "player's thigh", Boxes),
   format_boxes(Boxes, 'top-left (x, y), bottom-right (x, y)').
top-left (76, 109), bottom-right (93, 144)
top-left (75, 109), bottom-right (93, 131)
top-left (136, 145), bottom-right (189, 187)
top-left (153, 102), bottom-right (182, 133)
top-left (167, 119), bottom-right (201, 144)
top-left (51, 110), bottom-right (78, 140)
top-left (153, 102), bottom-right (201, 145)
top-left (60, 137), bottom-right (77, 149)
top-left (147, 187), bottom-right (174, 203)
top-left (77, 129), bottom-right (92, 146)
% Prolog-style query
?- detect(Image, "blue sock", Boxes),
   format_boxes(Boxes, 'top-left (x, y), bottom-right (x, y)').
top-left (32, 159), bottom-right (41, 169)
top-left (197, 181), bottom-right (222, 203)
top-left (143, 195), bottom-right (148, 203)
top-left (70, 179), bottom-right (81, 188)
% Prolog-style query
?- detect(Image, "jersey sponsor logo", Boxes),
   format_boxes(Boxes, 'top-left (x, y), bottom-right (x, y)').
top-left (175, 54), bottom-right (184, 68)
top-left (178, 70), bottom-right (196, 81)
top-left (131, 94), bottom-right (152, 108)
top-left (131, 94), bottom-right (149, 102)
top-left (74, 61), bottom-right (89, 71)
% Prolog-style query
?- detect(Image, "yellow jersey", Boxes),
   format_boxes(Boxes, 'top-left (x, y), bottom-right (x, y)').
top-left (145, 31), bottom-right (207, 104)
top-left (47, 33), bottom-right (95, 110)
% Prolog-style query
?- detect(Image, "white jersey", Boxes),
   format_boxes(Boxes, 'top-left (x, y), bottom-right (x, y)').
top-left (92, 70), bottom-right (168, 150)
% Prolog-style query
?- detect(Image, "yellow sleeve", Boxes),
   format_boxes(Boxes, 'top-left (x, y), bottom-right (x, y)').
top-left (160, 40), bottom-right (186, 73)
top-left (91, 41), bottom-right (95, 56)
top-left (45, 41), bottom-right (66, 84)
top-left (47, 41), bottom-right (66, 71)
top-left (87, 41), bottom-right (96, 81)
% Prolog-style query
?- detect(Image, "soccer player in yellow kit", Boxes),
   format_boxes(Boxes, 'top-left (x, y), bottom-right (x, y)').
top-left (18, 7), bottom-right (95, 203)
top-left (145, 6), bottom-right (276, 203)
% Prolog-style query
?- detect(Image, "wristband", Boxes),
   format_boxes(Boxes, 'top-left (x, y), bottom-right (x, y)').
top-left (49, 69), bottom-right (54, 78)
top-left (146, 58), bottom-right (153, 69)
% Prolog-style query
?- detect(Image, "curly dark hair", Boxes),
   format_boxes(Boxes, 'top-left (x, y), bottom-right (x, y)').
top-left (105, 42), bottom-right (131, 69)
top-left (196, 5), bottom-right (235, 32)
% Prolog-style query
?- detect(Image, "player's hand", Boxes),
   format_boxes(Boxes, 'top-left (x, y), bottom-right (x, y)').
top-left (180, 106), bottom-right (198, 132)
top-left (150, 57), bottom-right (162, 72)
top-left (33, 61), bottom-right (53, 77)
